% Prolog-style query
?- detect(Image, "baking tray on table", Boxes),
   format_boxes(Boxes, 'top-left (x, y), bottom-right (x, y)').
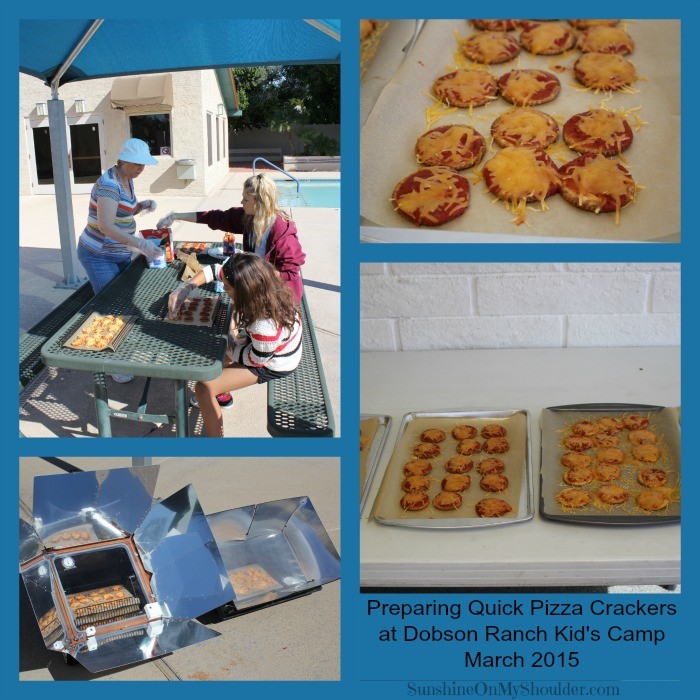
top-left (540, 403), bottom-right (681, 525)
top-left (370, 409), bottom-right (533, 528)
top-left (162, 291), bottom-right (220, 327)
top-left (360, 414), bottom-right (393, 512)
top-left (62, 312), bottom-right (137, 352)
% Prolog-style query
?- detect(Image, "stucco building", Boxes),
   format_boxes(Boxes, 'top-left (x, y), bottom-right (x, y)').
top-left (20, 69), bottom-right (232, 198)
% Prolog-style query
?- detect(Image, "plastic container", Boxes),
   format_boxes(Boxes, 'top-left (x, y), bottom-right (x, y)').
top-left (148, 249), bottom-right (167, 269)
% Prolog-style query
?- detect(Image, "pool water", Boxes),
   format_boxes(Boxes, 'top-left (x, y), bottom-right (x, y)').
top-left (275, 179), bottom-right (340, 208)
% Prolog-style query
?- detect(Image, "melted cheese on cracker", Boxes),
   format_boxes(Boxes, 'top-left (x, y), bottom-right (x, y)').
top-left (433, 70), bottom-right (496, 105)
top-left (395, 168), bottom-right (468, 225)
top-left (524, 23), bottom-right (572, 54)
top-left (464, 31), bottom-right (517, 63)
top-left (579, 26), bottom-right (634, 53)
top-left (576, 53), bottom-right (637, 88)
top-left (567, 154), bottom-right (635, 223)
top-left (502, 70), bottom-right (557, 104)
top-left (494, 108), bottom-right (557, 146)
top-left (571, 110), bottom-right (629, 152)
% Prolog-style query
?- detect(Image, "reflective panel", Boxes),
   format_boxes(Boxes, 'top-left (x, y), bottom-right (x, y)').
top-left (32, 467), bottom-right (159, 549)
top-left (206, 497), bottom-right (340, 610)
top-left (134, 484), bottom-right (234, 619)
top-left (72, 619), bottom-right (220, 674)
top-left (95, 466), bottom-right (159, 535)
top-left (21, 560), bottom-right (68, 651)
top-left (19, 516), bottom-right (44, 565)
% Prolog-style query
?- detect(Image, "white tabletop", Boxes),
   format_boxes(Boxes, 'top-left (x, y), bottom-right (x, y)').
top-left (360, 347), bottom-right (680, 588)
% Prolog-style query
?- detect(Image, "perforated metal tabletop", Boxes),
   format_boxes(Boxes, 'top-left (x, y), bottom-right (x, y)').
top-left (41, 254), bottom-right (231, 436)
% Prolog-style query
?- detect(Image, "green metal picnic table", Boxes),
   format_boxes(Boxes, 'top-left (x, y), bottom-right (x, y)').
top-left (41, 251), bottom-right (231, 437)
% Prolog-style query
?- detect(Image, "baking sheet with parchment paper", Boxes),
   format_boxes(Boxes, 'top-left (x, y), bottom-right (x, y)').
top-left (62, 313), bottom-right (137, 352)
top-left (360, 19), bottom-right (680, 242)
top-left (540, 404), bottom-right (681, 525)
top-left (361, 20), bottom-right (419, 127)
top-left (370, 410), bottom-right (533, 528)
top-left (163, 294), bottom-right (220, 327)
top-left (361, 415), bottom-right (392, 511)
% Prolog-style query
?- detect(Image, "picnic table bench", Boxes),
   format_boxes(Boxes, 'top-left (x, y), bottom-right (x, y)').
top-left (20, 281), bottom-right (94, 391)
top-left (266, 289), bottom-right (335, 437)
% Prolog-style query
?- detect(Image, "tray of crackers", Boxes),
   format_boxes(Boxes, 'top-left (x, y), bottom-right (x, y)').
top-left (360, 414), bottom-right (392, 511)
top-left (163, 293), bottom-right (220, 327)
top-left (369, 409), bottom-right (533, 528)
top-left (227, 565), bottom-right (283, 602)
top-left (177, 241), bottom-right (209, 255)
top-left (63, 312), bottom-right (136, 352)
top-left (360, 19), bottom-right (680, 242)
top-left (540, 403), bottom-right (681, 525)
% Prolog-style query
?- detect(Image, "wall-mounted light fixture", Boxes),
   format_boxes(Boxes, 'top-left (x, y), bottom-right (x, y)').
top-left (36, 102), bottom-right (48, 116)
top-left (217, 103), bottom-right (224, 116)
top-left (74, 99), bottom-right (87, 113)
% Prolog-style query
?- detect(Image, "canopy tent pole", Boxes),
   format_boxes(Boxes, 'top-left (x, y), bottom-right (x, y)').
top-left (46, 20), bottom-right (103, 289)
top-left (303, 19), bottom-right (340, 42)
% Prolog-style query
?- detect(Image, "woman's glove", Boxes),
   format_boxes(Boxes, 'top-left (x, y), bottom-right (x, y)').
top-left (157, 211), bottom-right (176, 228)
top-left (139, 199), bottom-right (157, 214)
top-left (168, 281), bottom-right (197, 318)
top-left (133, 237), bottom-right (162, 261)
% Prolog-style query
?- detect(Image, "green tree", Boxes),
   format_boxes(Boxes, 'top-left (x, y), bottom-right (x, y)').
top-left (231, 64), bottom-right (339, 132)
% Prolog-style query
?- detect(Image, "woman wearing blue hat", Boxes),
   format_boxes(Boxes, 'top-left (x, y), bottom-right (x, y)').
top-left (77, 138), bottom-right (162, 292)
top-left (77, 138), bottom-right (162, 382)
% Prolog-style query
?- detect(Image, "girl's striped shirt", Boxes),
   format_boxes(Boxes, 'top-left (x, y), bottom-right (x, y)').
top-left (229, 316), bottom-right (302, 373)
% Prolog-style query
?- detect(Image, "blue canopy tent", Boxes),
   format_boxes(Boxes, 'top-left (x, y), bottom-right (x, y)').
top-left (19, 19), bottom-right (340, 287)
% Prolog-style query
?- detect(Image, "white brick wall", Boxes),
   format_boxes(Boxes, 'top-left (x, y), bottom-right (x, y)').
top-left (361, 263), bottom-right (680, 351)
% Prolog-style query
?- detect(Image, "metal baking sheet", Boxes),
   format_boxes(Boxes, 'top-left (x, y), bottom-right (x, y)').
top-left (540, 403), bottom-right (681, 525)
top-left (162, 293), bottom-right (220, 327)
top-left (62, 312), bottom-right (136, 352)
top-left (370, 409), bottom-right (533, 528)
top-left (360, 414), bottom-right (392, 511)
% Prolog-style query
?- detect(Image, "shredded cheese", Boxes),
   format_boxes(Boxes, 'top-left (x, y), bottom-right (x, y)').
top-left (463, 31), bottom-right (519, 64)
top-left (565, 155), bottom-right (636, 225)
top-left (493, 108), bottom-right (558, 148)
top-left (433, 69), bottom-right (498, 109)
top-left (575, 53), bottom-right (637, 90)
top-left (523, 23), bottom-right (574, 54)
top-left (416, 126), bottom-right (483, 166)
top-left (483, 147), bottom-right (560, 225)
top-left (501, 70), bottom-right (559, 105)
top-left (579, 25), bottom-right (635, 54)
top-left (567, 109), bottom-right (631, 154)
top-left (394, 168), bottom-right (469, 225)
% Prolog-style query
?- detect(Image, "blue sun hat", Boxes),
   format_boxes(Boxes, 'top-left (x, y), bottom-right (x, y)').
top-left (118, 138), bottom-right (158, 165)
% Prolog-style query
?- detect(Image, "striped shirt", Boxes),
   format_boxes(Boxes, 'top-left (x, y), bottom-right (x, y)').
top-left (78, 166), bottom-right (137, 257)
top-left (229, 316), bottom-right (302, 373)
top-left (202, 263), bottom-right (302, 372)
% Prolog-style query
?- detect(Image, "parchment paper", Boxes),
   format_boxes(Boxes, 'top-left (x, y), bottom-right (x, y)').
top-left (360, 20), bottom-right (680, 242)
top-left (370, 410), bottom-right (531, 527)
top-left (361, 20), bottom-right (419, 127)
top-left (540, 405), bottom-right (681, 523)
top-left (360, 416), bottom-right (380, 499)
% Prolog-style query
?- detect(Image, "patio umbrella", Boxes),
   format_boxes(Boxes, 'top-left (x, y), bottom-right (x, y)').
top-left (19, 19), bottom-right (341, 287)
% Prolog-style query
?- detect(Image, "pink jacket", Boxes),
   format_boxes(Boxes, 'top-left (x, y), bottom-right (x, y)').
top-left (196, 207), bottom-right (305, 304)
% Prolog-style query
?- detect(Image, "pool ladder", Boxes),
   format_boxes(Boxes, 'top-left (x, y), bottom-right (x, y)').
top-left (252, 157), bottom-right (301, 196)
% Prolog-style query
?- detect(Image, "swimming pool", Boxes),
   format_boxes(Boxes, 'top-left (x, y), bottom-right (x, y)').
top-left (275, 179), bottom-right (340, 208)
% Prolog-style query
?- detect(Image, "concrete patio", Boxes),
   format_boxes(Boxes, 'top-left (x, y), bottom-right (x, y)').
top-left (19, 168), bottom-right (340, 438)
